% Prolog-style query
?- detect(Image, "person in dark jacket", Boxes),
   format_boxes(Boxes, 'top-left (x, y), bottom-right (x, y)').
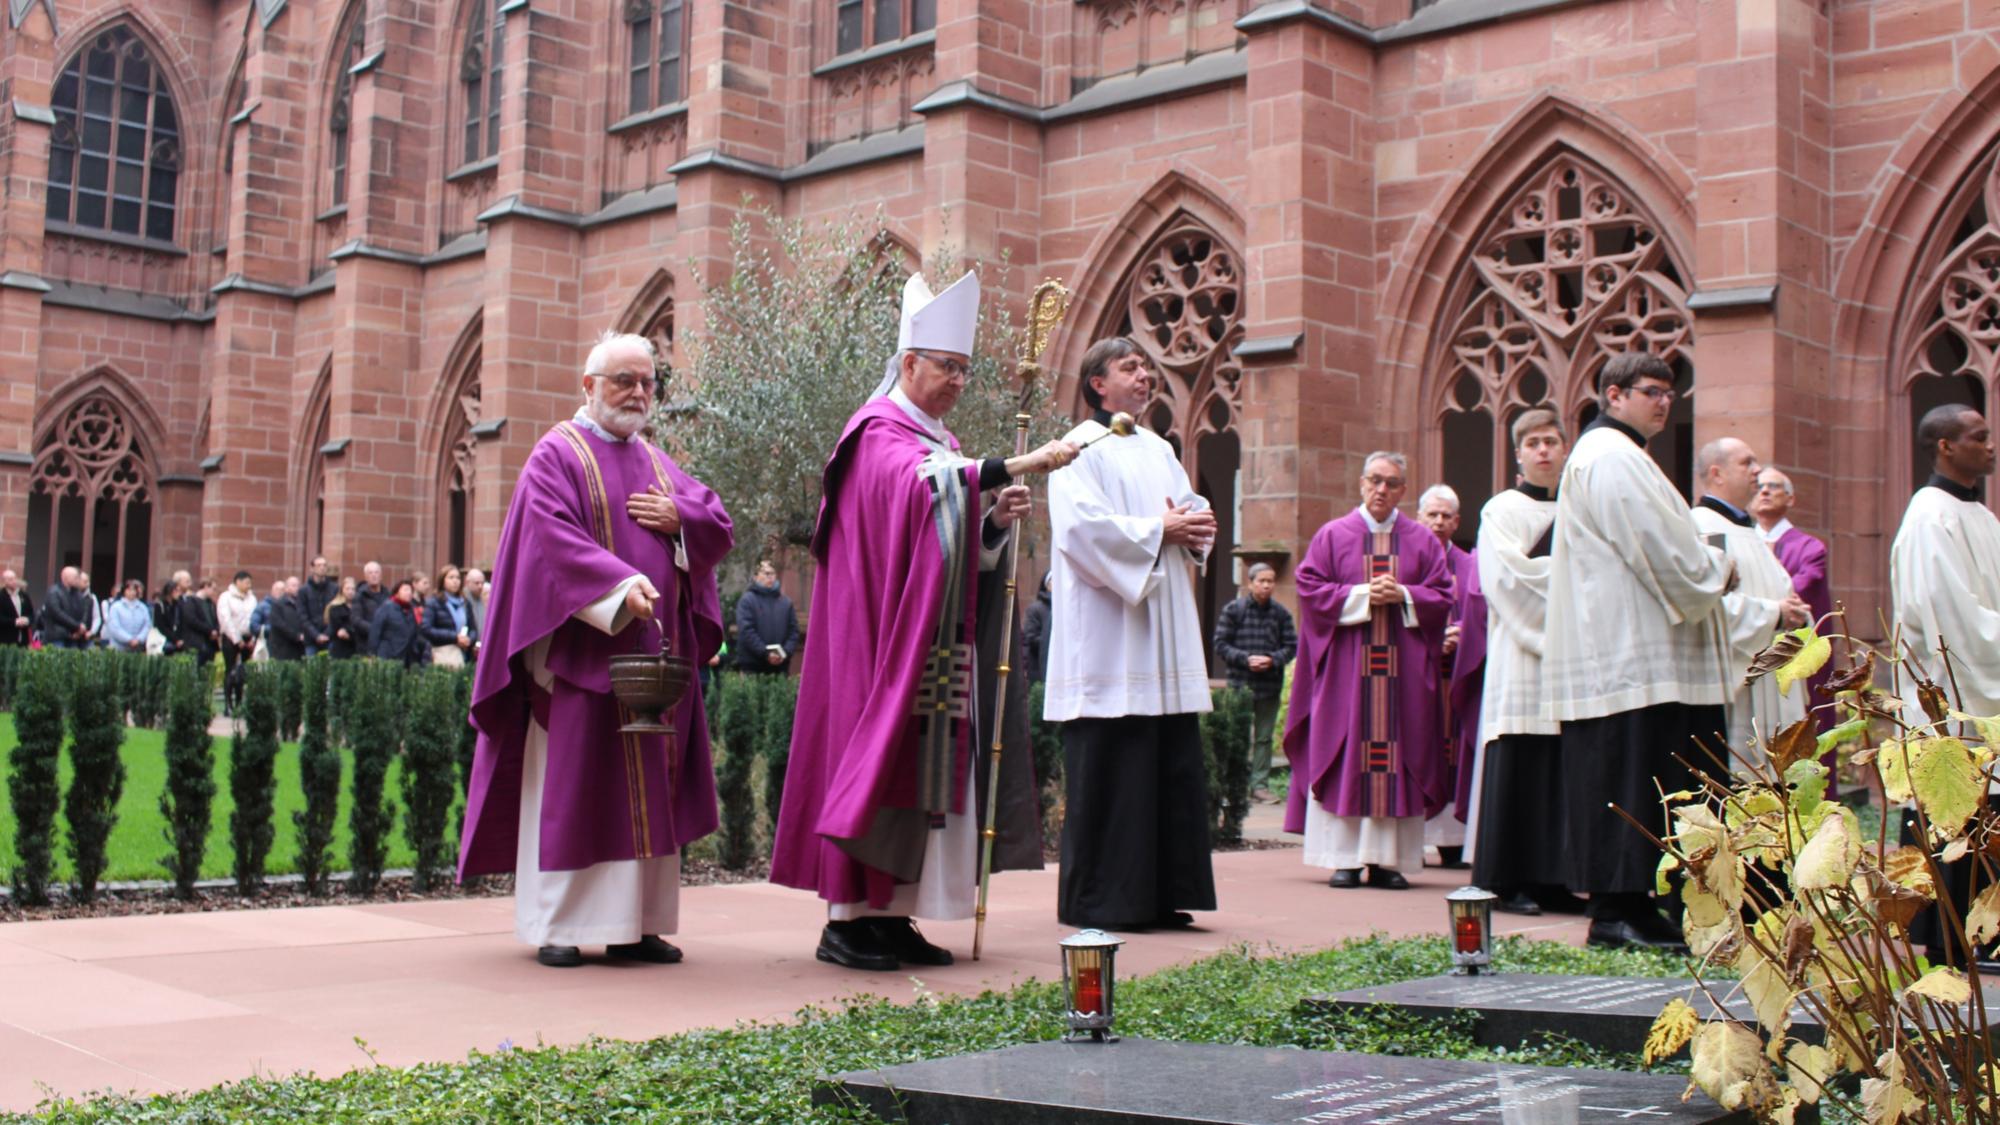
top-left (1022, 571), bottom-right (1053, 685)
top-left (326, 576), bottom-right (358, 659)
top-left (351, 560), bottom-right (390, 652)
top-left (181, 575), bottom-right (221, 666)
top-left (0, 569), bottom-right (33, 647)
top-left (423, 565), bottom-right (477, 666)
top-left (734, 560), bottom-right (801, 673)
top-left (152, 580), bottom-right (190, 656)
top-left (265, 578), bottom-right (310, 662)
top-left (370, 579), bottom-right (427, 666)
top-left (300, 556), bottom-right (335, 655)
top-left (38, 566), bottom-right (90, 648)
top-left (1212, 562), bottom-right (1298, 802)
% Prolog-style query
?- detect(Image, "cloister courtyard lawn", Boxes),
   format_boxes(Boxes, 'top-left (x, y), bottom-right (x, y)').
top-left (0, 715), bottom-right (423, 887)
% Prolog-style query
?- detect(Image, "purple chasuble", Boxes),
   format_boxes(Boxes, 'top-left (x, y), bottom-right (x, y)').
top-left (1446, 545), bottom-right (1486, 819)
top-left (1773, 525), bottom-right (1834, 727)
top-left (457, 422), bottom-right (732, 879)
top-left (769, 398), bottom-right (983, 909)
top-left (1283, 510), bottom-right (1451, 832)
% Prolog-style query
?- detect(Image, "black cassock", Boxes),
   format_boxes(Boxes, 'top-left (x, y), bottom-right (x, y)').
top-left (1057, 713), bottom-right (1216, 928)
top-left (1470, 733), bottom-right (1569, 892)
top-left (1559, 702), bottom-right (1719, 897)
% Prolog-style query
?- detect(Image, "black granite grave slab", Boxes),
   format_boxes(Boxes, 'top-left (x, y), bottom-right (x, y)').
top-left (1308, 974), bottom-right (1790, 1056)
top-left (817, 1037), bottom-right (1747, 1124)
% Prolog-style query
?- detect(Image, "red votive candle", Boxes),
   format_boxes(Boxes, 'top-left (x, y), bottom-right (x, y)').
top-left (1073, 965), bottom-right (1104, 1015)
top-left (1454, 913), bottom-right (1483, 955)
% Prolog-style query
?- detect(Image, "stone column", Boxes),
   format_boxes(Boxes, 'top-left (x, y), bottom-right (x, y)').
top-left (1234, 9), bottom-right (1377, 584)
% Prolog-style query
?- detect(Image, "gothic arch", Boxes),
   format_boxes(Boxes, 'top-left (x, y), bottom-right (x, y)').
top-left (1051, 167), bottom-right (1248, 415)
top-left (615, 268), bottom-right (677, 373)
top-left (289, 360), bottom-right (334, 569)
top-left (53, 7), bottom-right (200, 123)
top-left (428, 313), bottom-right (484, 570)
top-left (1412, 146), bottom-right (1696, 535)
top-left (1059, 172), bottom-right (1248, 664)
top-left (26, 368), bottom-right (166, 597)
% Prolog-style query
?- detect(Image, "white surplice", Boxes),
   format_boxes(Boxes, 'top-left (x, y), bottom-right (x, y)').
top-left (1691, 503), bottom-right (1804, 761)
top-left (1461, 486), bottom-right (1557, 853)
top-left (1891, 484), bottom-right (2000, 719)
top-left (1545, 423), bottom-right (1731, 722)
top-left (1043, 418), bottom-right (1212, 721)
top-left (515, 575), bottom-right (682, 947)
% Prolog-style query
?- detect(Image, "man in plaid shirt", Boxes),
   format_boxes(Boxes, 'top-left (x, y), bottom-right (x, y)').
top-left (1213, 563), bottom-right (1297, 801)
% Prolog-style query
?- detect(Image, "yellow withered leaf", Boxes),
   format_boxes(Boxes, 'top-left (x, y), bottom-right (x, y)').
top-left (1795, 812), bottom-right (1857, 891)
top-left (1911, 737), bottom-right (1983, 841)
top-left (1882, 846), bottom-right (1936, 897)
top-left (1904, 966), bottom-right (1973, 1007)
top-left (1643, 998), bottom-right (1700, 1066)
top-left (1775, 628), bottom-right (1832, 697)
top-left (1784, 1042), bottom-right (1836, 1104)
top-left (1735, 942), bottom-right (1796, 1039)
top-left (1861, 1077), bottom-right (1917, 1125)
top-left (1968, 883), bottom-right (2000, 945)
top-left (1875, 738), bottom-right (1917, 804)
top-left (1950, 710), bottom-right (2000, 749)
top-left (1690, 1022), bottom-right (1779, 1111)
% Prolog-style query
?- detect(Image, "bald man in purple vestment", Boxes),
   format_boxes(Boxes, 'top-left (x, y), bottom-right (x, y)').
top-left (457, 331), bottom-right (733, 969)
top-left (1752, 467), bottom-right (1834, 727)
top-left (1418, 484), bottom-right (1477, 868)
top-left (1285, 452), bottom-right (1452, 890)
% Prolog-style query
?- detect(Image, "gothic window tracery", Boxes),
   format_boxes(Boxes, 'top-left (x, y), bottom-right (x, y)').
top-left (1900, 143), bottom-right (2000, 489)
top-left (439, 353), bottom-right (482, 568)
top-left (47, 26), bottom-right (182, 243)
top-left (459, 0), bottom-right (506, 166)
top-left (328, 7), bottom-right (367, 208)
top-left (1430, 155), bottom-right (1694, 526)
top-left (26, 395), bottom-right (156, 597)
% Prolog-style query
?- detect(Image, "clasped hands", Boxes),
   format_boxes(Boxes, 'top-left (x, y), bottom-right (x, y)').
top-left (1366, 573), bottom-right (1405, 607)
top-left (1162, 498), bottom-right (1216, 554)
top-left (1779, 591), bottom-right (1811, 629)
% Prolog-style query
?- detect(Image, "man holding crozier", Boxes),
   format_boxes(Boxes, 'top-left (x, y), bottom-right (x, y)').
top-left (772, 273), bottom-right (1073, 970)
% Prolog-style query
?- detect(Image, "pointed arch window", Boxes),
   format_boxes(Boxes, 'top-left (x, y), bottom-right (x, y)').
top-left (328, 8), bottom-right (368, 208)
top-left (25, 396), bottom-right (155, 599)
top-left (833, 0), bottom-right (936, 57)
top-left (460, 0), bottom-right (507, 165)
top-left (625, 0), bottom-right (688, 113)
top-left (47, 26), bottom-right (182, 243)
top-left (1428, 155), bottom-right (1695, 528)
top-left (1091, 218), bottom-right (1245, 666)
top-left (1897, 143), bottom-right (2000, 492)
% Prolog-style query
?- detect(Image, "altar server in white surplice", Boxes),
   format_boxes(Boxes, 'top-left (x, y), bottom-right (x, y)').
top-left (1689, 437), bottom-right (1810, 761)
top-left (1545, 351), bottom-right (1730, 953)
top-left (1045, 336), bottom-right (1217, 931)
top-left (1468, 408), bottom-right (1575, 918)
top-left (1892, 404), bottom-right (2000, 719)
top-left (1891, 404), bottom-right (2000, 969)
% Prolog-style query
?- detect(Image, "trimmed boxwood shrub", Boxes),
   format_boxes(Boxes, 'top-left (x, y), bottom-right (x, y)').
top-left (401, 668), bottom-right (461, 892)
top-left (346, 659), bottom-right (403, 897)
top-left (230, 662), bottom-right (282, 894)
top-left (159, 654), bottom-right (217, 899)
top-left (8, 652), bottom-right (65, 905)
top-left (294, 655), bottom-right (340, 896)
top-left (64, 651), bottom-right (126, 903)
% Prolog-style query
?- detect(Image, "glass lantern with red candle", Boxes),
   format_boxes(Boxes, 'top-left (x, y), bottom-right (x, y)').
top-left (1445, 886), bottom-right (1498, 975)
top-left (1059, 929), bottom-right (1125, 1042)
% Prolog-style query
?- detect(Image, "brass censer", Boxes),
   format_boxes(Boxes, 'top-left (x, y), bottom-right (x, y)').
top-left (607, 616), bottom-right (693, 736)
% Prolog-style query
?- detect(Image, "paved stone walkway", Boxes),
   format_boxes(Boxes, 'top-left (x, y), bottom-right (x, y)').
top-left (0, 811), bottom-right (1588, 1113)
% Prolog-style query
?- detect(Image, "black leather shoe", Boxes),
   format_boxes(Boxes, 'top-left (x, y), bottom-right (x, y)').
top-left (816, 923), bottom-right (900, 971)
top-left (536, 944), bottom-right (582, 968)
top-left (1152, 911), bottom-right (1196, 929)
top-left (1534, 889), bottom-right (1590, 915)
top-left (1495, 891), bottom-right (1542, 916)
top-left (1328, 868), bottom-right (1361, 888)
top-left (1587, 920), bottom-right (1687, 955)
top-left (865, 917), bottom-right (953, 966)
top-left (607, 935), bottom-right (683, 964)
top-left (1434, 846), bottom-right (1468, 870)
top-left (1366, 866), bottom-right (1410, 890)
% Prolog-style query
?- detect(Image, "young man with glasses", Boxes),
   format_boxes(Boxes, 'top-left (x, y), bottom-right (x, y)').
top-left (1544, 351), bottom-right (1731, 953)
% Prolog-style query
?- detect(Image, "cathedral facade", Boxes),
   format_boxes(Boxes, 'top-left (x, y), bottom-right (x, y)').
top-left (3, 0), bottom-right (1996, 630)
